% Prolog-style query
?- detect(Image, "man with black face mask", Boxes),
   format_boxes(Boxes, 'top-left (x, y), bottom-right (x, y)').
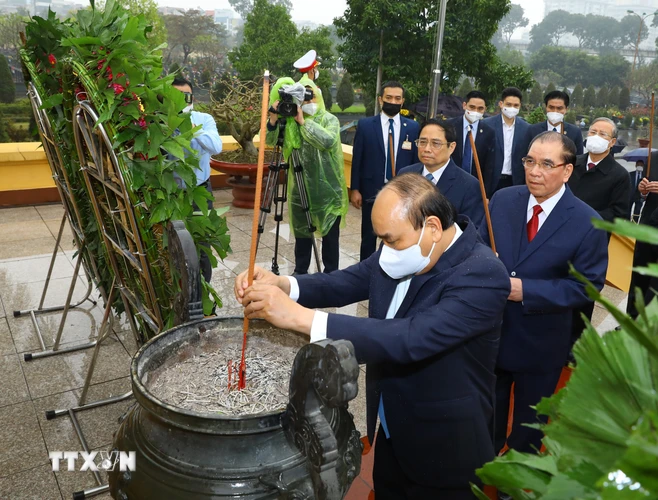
top-left (351, 80), bottom-right (420, 261)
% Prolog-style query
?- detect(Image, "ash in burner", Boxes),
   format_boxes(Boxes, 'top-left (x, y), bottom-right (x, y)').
top-left (146, 333), bottom-right (301, 416)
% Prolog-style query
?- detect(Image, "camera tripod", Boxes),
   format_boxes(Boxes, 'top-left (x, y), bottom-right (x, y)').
top-left (256, 117), bottom-right (321, 275)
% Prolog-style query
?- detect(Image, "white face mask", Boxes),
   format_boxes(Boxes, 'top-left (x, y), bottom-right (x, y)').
top-left (183, 104), bottom-right (193, 113)
top-left (637, 164), bottom-right (645, 172)
top-left (379, 222), bottom-right (436, 279)
top-left (301, 103), bottom-right (318, 116)
top-left (585, 135), bottom-right (610, 155)
top-left (502, 107), bottom-right (519, 119)
top-left (546, 112), bottom-right (564, 125)
top-left (464, 110), bottom-right (483, 123)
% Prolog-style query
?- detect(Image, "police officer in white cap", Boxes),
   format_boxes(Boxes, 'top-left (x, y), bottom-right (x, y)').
top-left (294, 49), bottom-right (320, 81)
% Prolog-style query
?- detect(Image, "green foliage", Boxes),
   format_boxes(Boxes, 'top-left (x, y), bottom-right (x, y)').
top-left (571, 83), bottom-right (584, 108)
top-left (164, 9), bottom-right (227, 66)
top-left (363, 87), bottom-right (375, 117)
top-left (315, 70), bottom-right (333, 111)
top-left (564, 109), bottom-right (576, 124)
top-left (23, 0), bottom-right (231, 331)
top-left (607, 86), bottom-right (620, 109)
top-left (335, 0), bottom-right (532, 103)
top-left (229, 0), bottom-right (334, 81)
top-left (108, 0), bottom-right (167, 49)
top-left (0, 109), bottom-right (10, 142)
top-left (619, 86), bottom-right (631, 110)
top-left (168, 61), bottom-right (180, 75)
top-left (228, 0), bottom-right (292, 19)
top-left (628, 61), bottom-right (658, 101)
top-left (623, 112), bottom-right (633, 128)
top-left (596, 85), bottom-right (609, 108)
top-left (525, 105), bottom-right (546, 124)
top-left (544, 82), bottom-right (556, 94)
top-left (336, 73), bottom-right (355, 111)
top-left (496, 4), bottom-right (529, 46)
top-left (529, 46), bottom-right (631, 88)
top-left (497, 47), bottom-right (525, 67)
top-left (0, 55), bottom-right (15, 103)
top-left (456, 78), bottom-right (474, 99)
top-left (528, 10), bottom-right (647, 54)
top-left (584, 85), bottom-right (596, 108)
top-left (0, 12), bottom-right (29, 59)
top-left (528, 81), bottom-right (543, 107)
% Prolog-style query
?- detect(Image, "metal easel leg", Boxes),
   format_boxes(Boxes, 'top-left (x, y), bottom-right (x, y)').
top-left (43, 281), bottom-right (134, 499)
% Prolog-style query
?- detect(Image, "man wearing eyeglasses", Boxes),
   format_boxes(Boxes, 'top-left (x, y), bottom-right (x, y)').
top-left (566, 118), bottom-right (630, 357)
top-left (479, 131), bottom-right (608, 456)
top-left (172, 77), bottom-right (223, 284)
top-left (398, 118), bottom-right (484, 225)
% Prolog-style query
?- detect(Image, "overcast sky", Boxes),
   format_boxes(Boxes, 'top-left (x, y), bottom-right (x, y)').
top-left (155, 0), bottom-right (545, 33)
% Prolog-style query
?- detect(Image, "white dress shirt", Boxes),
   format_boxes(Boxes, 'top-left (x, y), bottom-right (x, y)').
top-left (546, 121), bottom-right (563, 133)
top-left (526, 184), bottom-right (566, 231)
top-left (381, 112), bottom-right (400, 183)
top-left (502, 115), bottom-right (515, 176)
top-left (288, 224), bottom-right (464, 342)
top-left (422, 160), bottom-right (450, 185)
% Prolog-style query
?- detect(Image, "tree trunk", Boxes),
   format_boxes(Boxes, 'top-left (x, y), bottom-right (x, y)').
top-left (239, 138), bottom-right (258, 158)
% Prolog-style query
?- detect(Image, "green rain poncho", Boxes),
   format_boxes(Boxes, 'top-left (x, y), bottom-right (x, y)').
top-left (266, 77), bottom-right (348, 238)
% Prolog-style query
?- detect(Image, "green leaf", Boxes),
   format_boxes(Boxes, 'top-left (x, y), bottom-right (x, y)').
top-left (60, 36), bottom-right (102, 47)
top-left (162, 140), bottom-right (185, 160)
top-left (592, 218), bottom-right (658, 245)
top-left (40, 93), bottom-right (64, 109)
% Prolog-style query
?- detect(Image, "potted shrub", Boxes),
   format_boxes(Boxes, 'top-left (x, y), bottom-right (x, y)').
top-left (208, 76), bottom-right (272, 208)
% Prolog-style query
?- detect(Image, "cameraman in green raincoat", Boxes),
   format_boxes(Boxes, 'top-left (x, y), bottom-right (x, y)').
top-left (266, 77), bottom-right (348, 274)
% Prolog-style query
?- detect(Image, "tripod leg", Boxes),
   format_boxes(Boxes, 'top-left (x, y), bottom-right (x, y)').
top-left (271, 164), bottom-right (290, 275)
top-left (290, 151), bottom-right (322, 272)
top-left (256, 162), bottom-right (280, 252)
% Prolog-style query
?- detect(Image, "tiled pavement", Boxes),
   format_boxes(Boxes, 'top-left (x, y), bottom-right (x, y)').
top-left (0, 188), bottom-right (625, 499)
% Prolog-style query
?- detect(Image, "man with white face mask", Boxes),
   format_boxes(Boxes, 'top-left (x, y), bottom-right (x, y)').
top-left (528, 90), bottom-right (584, 155)
top-left (567, 117), bottom-right (630, 357)
top-left (235, 174), bottom-right (510, 498)
top-left (447, 90), bottom-right (495, 176)
top-left (482, 87), bottom-right (531, 197)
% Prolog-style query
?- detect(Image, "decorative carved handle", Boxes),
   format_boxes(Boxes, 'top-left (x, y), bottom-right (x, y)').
top-left (166, 220), bottom-right (203, 323)
top-left (282, 339), bottom-right (363, 499)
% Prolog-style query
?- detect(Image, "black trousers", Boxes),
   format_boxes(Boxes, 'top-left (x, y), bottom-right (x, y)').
top-left (360, 199), bottom-right (377, 262)
top-left (494, 368), bottom-right (563, 454)
top-left (373, 429), bottom-right (477, 499)
top-left (192, 179), bottom-right (214, 284)
top-left (294, 216), bottom-right (341, 274)
top-left (627, 206), bottom-right (658, 318)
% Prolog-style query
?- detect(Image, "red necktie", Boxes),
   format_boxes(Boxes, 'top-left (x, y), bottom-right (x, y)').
top-left (588, 162), bottom-right (595, 171)
top-left (527, 205), bottom-right (543, 242)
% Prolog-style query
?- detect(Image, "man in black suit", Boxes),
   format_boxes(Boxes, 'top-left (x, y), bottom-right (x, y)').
top-left (236, 174), bottom-right (511, 498)
top-left (629, 161), bottom-right (645, 221)
top-left (398, 118), bottom-right (484, 225)
top-left (628, 151), bottom-right (658, 318)
top-left (447, 90), bottom-right (495, 178)
top-left (567, 117), bottom-right (630, 351)
top-left (528, 90), bottom-right (584, 155)
top-left (350, 81), bottom-right (420, 261)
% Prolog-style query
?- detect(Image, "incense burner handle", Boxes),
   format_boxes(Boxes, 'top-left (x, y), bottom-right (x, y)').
top-left (282, 339), bottom-right (363, 499)
top-left (166, 220), bottom-right (203, 323)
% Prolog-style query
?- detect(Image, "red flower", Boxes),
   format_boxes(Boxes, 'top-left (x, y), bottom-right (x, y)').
top-left (111, 83), bottom-right (125, 95)
top-left (136, 117), bottom-right (147, 130)
top-left (97, 59), bottom-right (106, 70)
top-left (48, 54), bottom-right (57, 66)
top-left (116, 72), bottom-right (125, 79)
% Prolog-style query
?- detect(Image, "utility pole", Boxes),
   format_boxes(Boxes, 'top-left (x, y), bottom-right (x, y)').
top-left (428, 0), bottom-right (448, 119)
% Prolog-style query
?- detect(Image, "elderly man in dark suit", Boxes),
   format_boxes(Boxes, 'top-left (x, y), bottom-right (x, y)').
top-left (482, 87), bottom-right (531, 197)
top-left (447, 90), bottom-right (495, 177)
top-left (527, 90), bottom-right (584, 155)
top-left (236, 174), bottom-right (511, 498)
top-left (350, 80), bottom-right (420, 261)
top-left (398, 118), bottom-right (484, 225)
top-left (567, 117), bottom-right (630, 352)
top-left (480, 131), bottom-right (608, 455)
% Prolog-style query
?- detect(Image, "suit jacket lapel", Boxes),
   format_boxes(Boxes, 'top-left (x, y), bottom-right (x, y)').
top-left (495, 117), bottom-right (504, 153)
top-left (572, 155), bottom-right (587, 181)
top-left (374, 116), bottom-right (385, 155)
top-left (515, 189), bottom-right (574, 267)
top-left (511, 188), bottom-right (529, 264)
top-left (436, 160), bottom-right (458, 197)
top-left (371, 266), bottom-right (399, 319)
top-left (397, 118), bottom-right (409, 156)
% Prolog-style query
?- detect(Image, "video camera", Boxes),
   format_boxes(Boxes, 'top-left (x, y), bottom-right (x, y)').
top-left (276, 84), bottom-right (314, 118)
